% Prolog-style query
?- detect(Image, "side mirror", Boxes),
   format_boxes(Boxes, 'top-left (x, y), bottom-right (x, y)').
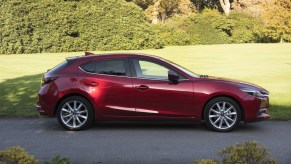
top-left (168, 70), bottom-right (179, 84)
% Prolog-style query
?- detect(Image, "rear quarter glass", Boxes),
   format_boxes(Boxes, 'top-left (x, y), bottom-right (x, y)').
top-left (48, 60), bottom-right (72, 73)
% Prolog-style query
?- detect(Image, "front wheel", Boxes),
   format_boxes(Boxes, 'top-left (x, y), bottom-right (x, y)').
top-left (204, 97), bottom-right (241, 132)
top-left (56, 96), bottom-right (93, 130)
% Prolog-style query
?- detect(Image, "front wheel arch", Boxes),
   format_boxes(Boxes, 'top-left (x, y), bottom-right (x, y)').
top-left (201, 95), bottom-right (244, 121)
top-left (203, 96), bottom-right (243, 132)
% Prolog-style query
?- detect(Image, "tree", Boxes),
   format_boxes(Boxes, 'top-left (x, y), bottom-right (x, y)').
top-left (190, 0), bottom-right (220, 12)
top-left (219, 0), bottom-right (231, 15)
top-left (145, 0), bottom-right (194, 24)
top-left (125, 0), bottom-right (153, 10)
top-left (259, 0), bottom-right (291, 42)
top-left (231, 0), bottom-right (264, 17)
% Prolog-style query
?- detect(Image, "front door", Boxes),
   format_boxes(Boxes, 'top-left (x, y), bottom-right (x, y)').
top-left (131, 58), bottom-right (194, 117)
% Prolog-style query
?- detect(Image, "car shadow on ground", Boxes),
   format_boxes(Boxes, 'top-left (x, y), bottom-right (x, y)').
top-left (36, 118), bottom-right (266, 133)
top-left (86, 120), bottom-right (263, 133)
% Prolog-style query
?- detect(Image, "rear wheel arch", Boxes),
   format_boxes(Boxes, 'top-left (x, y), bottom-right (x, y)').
top-left (54, 93), bottom-right (94, 117)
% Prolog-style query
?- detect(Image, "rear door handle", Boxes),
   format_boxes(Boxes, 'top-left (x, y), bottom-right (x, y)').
top-left (86, 82), bottom-right (99, 87)
top-left (81, 80), bottom-right (99, 87)
top-left (136, 85), bottom-right (149, 91)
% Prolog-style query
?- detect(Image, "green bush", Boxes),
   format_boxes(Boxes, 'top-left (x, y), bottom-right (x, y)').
top-left (218, 141), bottom-right (277, 164)
top-left (228, 12), bottom-right (263, 43)
top-left (45, 155), bottom-right (70, 164)
top-left (0, 146), bottom-right (38, 164)
top-left (0, 0), bottom-right (163, 54)
top-left (150, 9), bottom-right (263, 45)
top-left (187, 9), bottom-right (232, 45)
top-left (150, 11), bottom-right (232, 46)
top-left (153, 23), bottom-right (190, 46)
top-left (194, 141), bottom-right (277, 164)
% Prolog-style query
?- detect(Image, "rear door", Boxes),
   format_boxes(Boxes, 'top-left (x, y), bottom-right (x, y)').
top-left (79, 58), bottom-right (135, 116)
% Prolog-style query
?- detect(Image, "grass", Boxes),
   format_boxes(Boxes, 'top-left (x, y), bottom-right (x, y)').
top-left (0, 43), bottom-right (290, 119)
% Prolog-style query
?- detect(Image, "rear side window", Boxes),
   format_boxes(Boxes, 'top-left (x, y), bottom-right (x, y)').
top-left (80, 59), bottom-right (128, 76)
top-left (49, 60), bottom-right (71, 73)
top-left (81, 61), bottom-right (95, 73)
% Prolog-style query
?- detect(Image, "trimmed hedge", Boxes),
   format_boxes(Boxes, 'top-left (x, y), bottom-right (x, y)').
top-left (0, 0), bottom-right (163, 54)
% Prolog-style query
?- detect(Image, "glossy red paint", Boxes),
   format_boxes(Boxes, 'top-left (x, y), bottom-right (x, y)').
top-left (37, 53), bottom-right (270, 130)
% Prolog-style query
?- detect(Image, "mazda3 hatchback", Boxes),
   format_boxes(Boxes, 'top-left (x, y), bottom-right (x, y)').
top-left (37, 53), bottom-right (270, 132)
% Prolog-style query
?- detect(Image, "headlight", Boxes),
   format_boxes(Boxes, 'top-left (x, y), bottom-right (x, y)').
top-left (240, 88), bottom-right (268, 99)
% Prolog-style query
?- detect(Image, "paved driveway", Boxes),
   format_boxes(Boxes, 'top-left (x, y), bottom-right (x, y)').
top-left (0, 118), bottom-right (290, 163)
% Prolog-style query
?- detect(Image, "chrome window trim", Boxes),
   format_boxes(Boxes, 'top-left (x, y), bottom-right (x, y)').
top-left (79, 66), bottom-right (190, 82)
top-left (79, 66), bottom-right (128, 77)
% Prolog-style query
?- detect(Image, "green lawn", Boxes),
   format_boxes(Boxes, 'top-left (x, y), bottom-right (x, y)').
top-left (0, 43), bottom-right (290, 120)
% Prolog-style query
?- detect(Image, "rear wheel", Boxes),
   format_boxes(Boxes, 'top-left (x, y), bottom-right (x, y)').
top-left (57, 96), bottom-right (93, 130)
top-left (204, 97), bottom-right (241, 132)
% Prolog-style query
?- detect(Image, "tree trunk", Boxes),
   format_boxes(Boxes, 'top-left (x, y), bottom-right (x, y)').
top-left (152, 0), bottom-right (160, 24)
top-left (219, 0), bottom-right (231, 16)
top-left (161, 12), bottom-right (166, 23)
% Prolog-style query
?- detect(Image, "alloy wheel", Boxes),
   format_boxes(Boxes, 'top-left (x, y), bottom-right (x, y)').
top-left (208, 101), bottom-right (238, 130)
top-left (60, 100), bottom-right (89, 129)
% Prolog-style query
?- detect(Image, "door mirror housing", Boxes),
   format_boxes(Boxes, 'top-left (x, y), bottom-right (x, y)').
top-left (168, 70), bottom-right (179, 84)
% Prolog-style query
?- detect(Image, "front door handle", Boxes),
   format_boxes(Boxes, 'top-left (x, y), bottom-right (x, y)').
top-left (136, 85), bottom-right (149, 91)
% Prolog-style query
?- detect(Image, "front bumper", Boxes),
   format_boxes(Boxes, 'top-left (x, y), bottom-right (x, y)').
top-left (243, 96), bottom-right (270, 122)
top-left (256, 98), bottom-right (270, 120)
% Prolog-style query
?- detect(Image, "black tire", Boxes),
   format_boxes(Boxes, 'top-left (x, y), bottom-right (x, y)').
top-left (204, 97), bottom-right (241, 132)
top-left (56, 96), bottom-right (93, 130)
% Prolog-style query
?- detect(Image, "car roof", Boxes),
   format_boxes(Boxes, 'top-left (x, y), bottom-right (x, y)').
top-left (66, 53), bottom-right (164, 61)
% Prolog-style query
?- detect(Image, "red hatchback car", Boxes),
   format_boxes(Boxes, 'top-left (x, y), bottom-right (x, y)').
top-left (37, 53), bottom-right (270, 132)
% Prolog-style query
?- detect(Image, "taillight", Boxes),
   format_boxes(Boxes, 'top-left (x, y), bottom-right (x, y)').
top-left (41, 76), bottom-right (58, 86)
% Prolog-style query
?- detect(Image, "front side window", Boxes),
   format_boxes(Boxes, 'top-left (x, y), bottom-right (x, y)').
top-left (80, 59), bottom-right (127, 76)
top-left (133, 59), bottom-right (170, 80)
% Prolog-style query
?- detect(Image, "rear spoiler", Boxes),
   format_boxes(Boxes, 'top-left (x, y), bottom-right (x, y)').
top-left (85, 52), bottom-right (94, 56)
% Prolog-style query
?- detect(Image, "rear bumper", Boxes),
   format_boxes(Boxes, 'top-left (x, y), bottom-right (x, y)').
top-left (36, 103), bottom-right (54, 117)
top-left (36, 84), bottom-right (57, 117)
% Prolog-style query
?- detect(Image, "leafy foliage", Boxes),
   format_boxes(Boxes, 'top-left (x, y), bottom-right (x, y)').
top-left (194, 159), bottom-right (218, 164)
top-left (154, 9), bottom-right (263, 45)
top-left (194, 141), bottom-right (277, 164)
top-left (144, 0), bottom-right (194, 23)
top-left (228, 12), bottom-right (263, 43)
top-left (0, 0), bottom-right (163, 54)
top-left (188, 9), bottom-right (231, 44)
top-left (0, 146), bottom-right (38, 164)
top-left (258, 0), bottom-right (291, 42)
top-left (153, 22), bottom-right (190, 46)
top-left (218, 141), bottom-right (277, 164)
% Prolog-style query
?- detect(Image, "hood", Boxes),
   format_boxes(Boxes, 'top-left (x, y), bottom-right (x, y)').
top-left (198, 76), bottom-right (269, 94)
